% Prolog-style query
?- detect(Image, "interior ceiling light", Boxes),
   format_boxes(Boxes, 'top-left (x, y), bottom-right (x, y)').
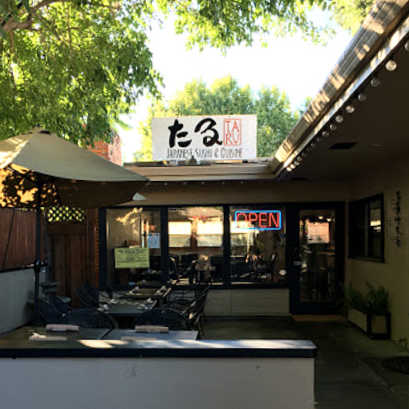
top-left (370, 77), bottom-right (381, 87)
top-left (335, 114), bottom-right (344, 123)
top-left (357, 93), bottom-right (367, 102)
top-left (345, 105), bottom-right (355, 114)
top-left (322, 130), bottom-right (330, 137)
top-left (404, 41), bottom-right (409, 52)
top-left (385, 59), bottom-right (397, 71)
top-left (329, 123), bottom-right (337, 131)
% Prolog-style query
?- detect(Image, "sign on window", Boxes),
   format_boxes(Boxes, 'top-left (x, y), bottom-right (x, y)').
top-left (152, 115), bottom-right (257, 161)
top-left (233, 210), bottom-right (282, 231)
top-left (114, 247), bottom-right (150, 269)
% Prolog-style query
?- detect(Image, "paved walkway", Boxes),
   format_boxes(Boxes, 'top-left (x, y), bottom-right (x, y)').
top-left (203, 318), bottom-right (409, 409)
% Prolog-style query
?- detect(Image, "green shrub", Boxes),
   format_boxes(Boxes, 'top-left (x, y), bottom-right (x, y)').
top-left (346, 282), bottom-right (389, 315)
top-left (366, 282), bottom-right (389, 315)
top-left (346, 283), bottom-right (369, 313)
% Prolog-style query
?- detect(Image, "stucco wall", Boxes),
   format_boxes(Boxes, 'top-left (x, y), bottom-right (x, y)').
top-left (346, 157), bottom-right (409, 342)
top-left (0, 268), bottom-right (45, 334)
top-left (0, 356), bottom-right (315, 409)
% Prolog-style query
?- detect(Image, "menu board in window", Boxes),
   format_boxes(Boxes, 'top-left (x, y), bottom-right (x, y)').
top-left (306, 222), bottom-right (330, 244)
top-left (114, 247), bottom-right (150, 269)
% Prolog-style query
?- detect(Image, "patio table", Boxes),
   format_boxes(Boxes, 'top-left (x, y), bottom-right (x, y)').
top-left (0, 326), bottom-right (111, 341)
top-left (113, 287), bottom-right (172, 304)
top-left (103, 329), bottom-right (199, 341)
top-left (106, 301), bottom-right (157, 318)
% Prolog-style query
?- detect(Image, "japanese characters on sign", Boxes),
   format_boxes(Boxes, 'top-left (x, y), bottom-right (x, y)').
top-left (234, 210), bottom-right (282, 231)
top-left (152, 115), bottom-right (257, 161)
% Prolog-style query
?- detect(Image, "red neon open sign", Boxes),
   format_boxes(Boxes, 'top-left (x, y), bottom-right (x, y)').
top-left (234, 210), bottom-right (282, 231)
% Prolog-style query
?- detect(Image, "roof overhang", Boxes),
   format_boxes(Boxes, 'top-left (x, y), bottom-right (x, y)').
top-left (271, 0), bottom-right (409, 181)
top-left (124, 161), bottom-right (275, 182)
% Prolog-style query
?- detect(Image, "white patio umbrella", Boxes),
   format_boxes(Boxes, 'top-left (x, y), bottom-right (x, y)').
top-left (0, 128), bottom-right (147, 208)
top-left (0, 128), bottom-right (148, 317)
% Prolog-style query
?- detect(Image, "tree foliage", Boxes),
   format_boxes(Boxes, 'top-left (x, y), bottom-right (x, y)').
top-left (0, 0), bottom-right (330, 144)
top-left (330, 0), bottom-right (375, 33)
top-left (139, 76), bottom-right (300, 159)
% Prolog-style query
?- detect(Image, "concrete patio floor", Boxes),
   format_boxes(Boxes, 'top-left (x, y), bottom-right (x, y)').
top-left (202, 318), bottom-right (409, 409)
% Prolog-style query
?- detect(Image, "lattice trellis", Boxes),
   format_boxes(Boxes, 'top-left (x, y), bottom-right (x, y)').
top-left (46, 206), bottom-right (86, 223)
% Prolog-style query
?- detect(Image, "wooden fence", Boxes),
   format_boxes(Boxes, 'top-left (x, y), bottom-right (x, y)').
top-left (0, 208), bottom-right (45, 271)
top-left (0, 207), bottom-right (99, 305)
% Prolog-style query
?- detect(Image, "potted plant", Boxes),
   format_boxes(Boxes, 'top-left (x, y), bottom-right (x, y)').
top-left (346, 282), bottom-right (391, 339)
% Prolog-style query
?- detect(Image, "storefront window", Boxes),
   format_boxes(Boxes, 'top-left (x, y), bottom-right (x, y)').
top-left (230, 206), bottom-right (287, 285)
top-left (168, 207), bottom-right (224, 283)
top-left (349, 194), bottom-right (384, 261)
top-left (106, 208), bottom-right (161, 287)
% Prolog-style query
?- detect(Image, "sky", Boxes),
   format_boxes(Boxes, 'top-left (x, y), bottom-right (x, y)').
top-left (118, 14), bottom-right (352, 162)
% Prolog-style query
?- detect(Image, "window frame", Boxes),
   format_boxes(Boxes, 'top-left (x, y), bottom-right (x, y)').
top-left (348, 194), bottom-right (385, 262)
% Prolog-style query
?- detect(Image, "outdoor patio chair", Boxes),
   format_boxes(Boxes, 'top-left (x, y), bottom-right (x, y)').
top-left (165, 283), bottom-right (208, 310)
top-left (38, 299), bottom-right (117, 329)
top-left (38, 298), bottom-right (66, 324)
top-left (76, 282), bottom-right (99, 308)
top-left (186, 286), bottom-right (209, 335)
top-left (64, 308), bottom-right (118, 330)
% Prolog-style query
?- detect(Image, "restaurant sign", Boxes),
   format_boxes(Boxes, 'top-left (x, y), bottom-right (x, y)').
top-left (234, 210), bottom-right (282, 231)
top-left (152, 115), bottom-right (257, 161)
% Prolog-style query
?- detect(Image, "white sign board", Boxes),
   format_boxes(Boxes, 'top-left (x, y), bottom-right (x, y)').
top-left (152, 115), bottom-right (257, 161)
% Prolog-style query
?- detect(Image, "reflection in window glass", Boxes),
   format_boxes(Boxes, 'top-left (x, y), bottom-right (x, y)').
top-left (299, 210), bottom-right (336, 303)
top-left (197, 220), bottom-right (223, 247)
top-left (349, 195), bottom-right (384, 260)
top-left (106, 208), bottom-right (161, 288)
top-left (169, 221), bottom-right (192, 248)
top-left (369, 199), bottom-right (382, 258)
top-left (168, 207), bottom-right (224, 284)
top-left (230, 207), bottom-right (287, 285)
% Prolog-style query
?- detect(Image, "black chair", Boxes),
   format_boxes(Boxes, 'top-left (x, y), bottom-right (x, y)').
top-left (210, 256), bottom-right (224, 281)
top-left (65, 308), bottom-right (117, 330)
top-left (38, 298), bottom-right (65, 324)
top-left (186, 286), bottom-right (209, 336)
top-left (76, 282), bottom-right (99, 308)
top-left (165, 284), bottom-right (209, 335)
top-left (37, 299), bottom-right (116, 329)
top-left (232, 261), bottom-right (251, 280)
top-left (169, 256), bottom-right (178, 279)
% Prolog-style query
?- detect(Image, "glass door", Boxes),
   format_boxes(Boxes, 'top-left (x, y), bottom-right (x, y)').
top-left (289, 205), bottom-right (344, 314)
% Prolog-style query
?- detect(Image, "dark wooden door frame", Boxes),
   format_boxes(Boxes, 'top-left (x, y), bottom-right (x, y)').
top-left (287, 202), bottom-right (345, 315)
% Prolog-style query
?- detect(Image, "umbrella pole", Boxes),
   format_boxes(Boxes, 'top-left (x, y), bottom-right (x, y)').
top-left (33, 207), bottom-right (42, 323)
